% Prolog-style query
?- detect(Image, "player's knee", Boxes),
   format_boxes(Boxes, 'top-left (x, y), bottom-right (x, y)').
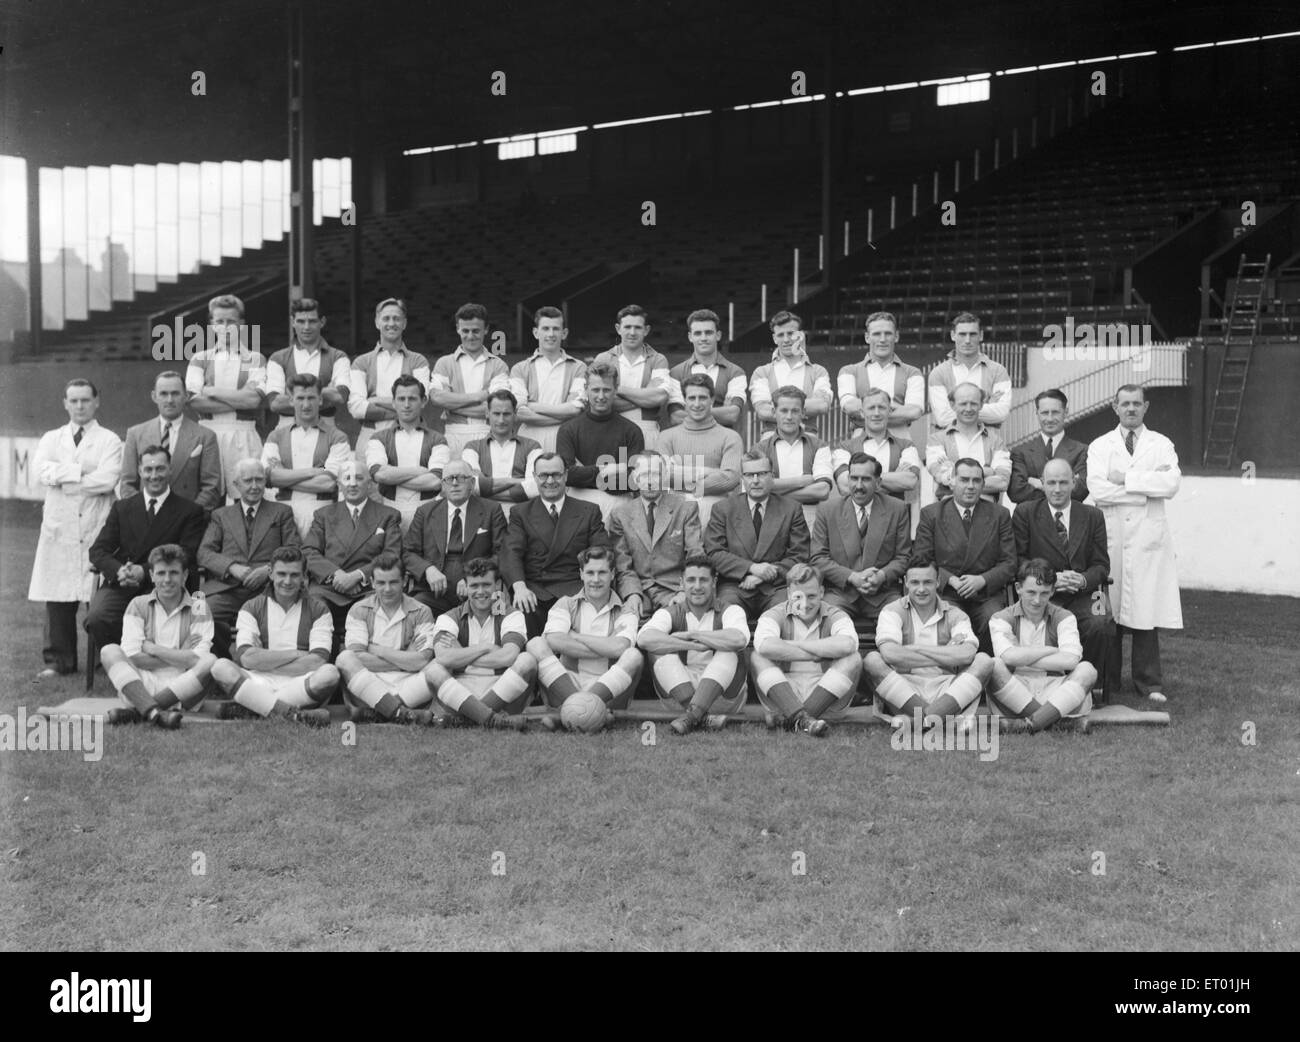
top-left (193, 652), bottom-right (217, 678)
top-left (99, 644), bottom-right (126, 668)
top-left (211, 658), bottom-right (241, 688)
top-left (422, 660), bottom-right (450, 686)
top-left (832, 653), bottom-right (861, 678)
top-left (335, 649), bottom-right (360, 676)
top-left (748, 650), bottom-right (774, 674)
top-left (311, 664), bottom-right (341, 697)
top-left (863, 650), bottom-right (889, 679)
top-left (512, 650), bottom-right (537, 677)
top-left (1074, 661), bottom-right (1098, 689)
top-left (619, 647), bottom-right (643, 671)
top-left (525, 636), bottom-right (552, 661)
top-left (990, 659), bottom-right (1012, 686)
top-left (969, 652), bottom-right (993, 680)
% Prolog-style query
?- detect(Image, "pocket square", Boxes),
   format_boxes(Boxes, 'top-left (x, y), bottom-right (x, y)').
top-left (475, 527), bottom-right (489, 535)
top-left (189, 445), bottom-right (203, 458)
top-left (374, 527), bottom-right (384, 536)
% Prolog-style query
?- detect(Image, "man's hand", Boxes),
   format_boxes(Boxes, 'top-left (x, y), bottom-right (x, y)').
top-left (739, 574), bottom-right (762, 591)
top-left (1107, 468), bottom-right (1127, 485)
top-left (331, 569), bottom-right (363, 596)
top-left (624, 593), bottom-right (644, 618)
top-left (513, 583), bottom-right (538, 613)
top-left (118, 564), bottom-right (145, 587)
top-left (242, 565), bottom-right (270, 590)
top-left (424, 566), bottom-right (448, 596)
top-left (184, 632), bottom-right (206, 650)
top-left (950, 574), bottom-right (985, 599)
top-left (1027, 477), bottom-right (1043, 491)
top-left (456, 579), bottom-right (468, 600)
top-left (1056, 570), bottom-right (1085, 594)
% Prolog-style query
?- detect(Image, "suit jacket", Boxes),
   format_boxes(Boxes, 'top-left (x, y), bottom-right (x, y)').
top-left (502, 496), bottom-right (609, 599)
top-left (302, 500), bottom-right (403, 605)
top-left (120, 416), bottom-right (223, 512)
top-left (1012, 499), bottom-right (1109, 598)
top-left (403, 495), bottom-right (507, 593)
top-left (914, 498), bottom-right (1016, 599)
top-left (705, 492), bottom-right (809, 590)
top-left (198, 500), bottom-right (302, 595)
top-left (1008, 434), bottom-right (1088, 504)
top-left (609, 492), bottom-right (703, 600)
top-left (811, 493), bottom-right (912, 608)
top-left (88, 490), bottom-right (207, 591)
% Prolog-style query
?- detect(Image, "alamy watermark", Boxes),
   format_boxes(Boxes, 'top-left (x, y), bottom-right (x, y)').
top-left (1042, 317), bottom-right (1152, 371)
top-left (0, 708), bottom-right (103, 762)
top-left (151, 317), bottom-right (262, 361)
top-left (890, 709), bottom-right (999, 762)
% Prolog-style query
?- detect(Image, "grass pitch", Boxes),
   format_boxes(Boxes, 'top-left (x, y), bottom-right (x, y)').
top-left (1, 499), bottom-right (1297, 951)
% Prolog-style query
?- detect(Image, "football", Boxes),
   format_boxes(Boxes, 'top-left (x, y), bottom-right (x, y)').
top-left (560, 691), bottom-right (610, 733)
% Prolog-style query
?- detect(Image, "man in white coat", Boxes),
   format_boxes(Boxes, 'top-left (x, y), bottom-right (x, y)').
top-left (1086, 385), bottom-right (1182, 703)
top-left (29, 378), bottom-right (124, 676)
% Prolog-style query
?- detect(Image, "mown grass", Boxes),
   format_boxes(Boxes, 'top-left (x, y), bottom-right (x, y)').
top-left (1, 499), bottom-right (1297, 950)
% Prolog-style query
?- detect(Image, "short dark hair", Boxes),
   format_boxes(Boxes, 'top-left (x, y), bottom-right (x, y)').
top-left (865, 310), bottom-right (898, 331)
top-left (391, 373), bottom-right (426, 398)
top-left (147, 544), bottom-right (188, 570)
top-left (533, 305), bottom-right (564, 327)
top-left (686, 308), bottom-right (720, 329)
top-left (1018, 558), bottom-right (1057, 587)
top-left (950, 311), bottom-right (981, 330)
top-left (65, 378), bottom-right (99, 398)
top-left (289, 373), bottom-right (321, 392)
top-left (680, 372), bottom-right (715, 396)
top-left (772, 385), bottom-right (806, 409)
top-left (154, 371), bottom-right (184, 390)
top-left (616, 304), bottom-right (648, 324)
top-left (486, 388), bottom-right (518, 411)
top-left (455, 302), bottom-right (488, 324)
top-left (769, 310), bottom-right (801, 331)
top-left (290, 297), bottom-right (322, 317)
top-left (952, 457), bottom-right (985, 477)
top-left (786, 563), bottom-right (822, 587)
top-left (371, 552), bottom-right (402, 577)
top-left (375, 297), bottom-right (407, 316)
top-left (532, 451), bottom-right (565, 474)
top-left (464, 557), bottom-right (499, 582)
top-left (270, 546), bottom-right (305, 568)
top-left (682, 553), bottom-right (715, 575)
top-left (578, 546), bottom-right (613, 568)
top-left (1115, 384), bottom-right (1145, 402)
top-left (1035, 388), bottom-right (1068, 410)
top-left (139, 443), bottom-right (171, 465)
top-left (848, 452), bottom-right (883, 477)
top-left (906, 557), bottom-right (939, 577)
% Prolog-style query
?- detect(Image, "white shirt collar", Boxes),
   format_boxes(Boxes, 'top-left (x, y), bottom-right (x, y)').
top-left (144, 487), bottom-right (172, 511)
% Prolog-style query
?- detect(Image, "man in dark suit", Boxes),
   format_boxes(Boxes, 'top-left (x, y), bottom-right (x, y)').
top-left (1012, 457), bottom-right (1113, 700)
top-left (198, 458), bottom-right (301, 658)
top-left (913, 457), bottom-right (1016, 653)
top-left (503, 452), bottom-right (609, 636)
top-left (403, 459), bottom-right (507, 616)
top-left (705, 448), bottom-right (810, 623)
top-left (120, 370), bottom-right (223, 513)
top-left (302, 460), bottom-right (403, 645)
top-left (1008, 388), bottom-right (1088, 504)
top-left (86, 445), bottom-right (208, 648)
top-left (609, 451), bottom-right (703, 618)
top-left (811, 453), bottom-right (912, 640)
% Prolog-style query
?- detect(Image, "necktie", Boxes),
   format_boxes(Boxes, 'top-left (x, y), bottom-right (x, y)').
top-left (645, 501), bottom-right (655, 534)
top-left (1125, 430), bottom-right (1136, 455)
top-left (857, 507), bottom-right (870, 540)
top-left (1054, 510), bottom-right (1068, 544)
top-left (448, 507), bottom-right (464, 555)
top-left (351, 506), bottom-right (361, 528)
top-left (753, 503), bottom-right (763, 540)
top-left (162, 422), bottom-right (173, 451)
top-left (147, 499), bottom-right (158, 520)
top-left (245, 506), bottom-right (256, 536)
top-left (549, 503), bottom-right (560, 523)
top-left (1044, 436), bottom-right (1053, 455)
top-left (73, 427), bottom-right (84, 446)
top-left (961, 507), bottom-right (973, 532)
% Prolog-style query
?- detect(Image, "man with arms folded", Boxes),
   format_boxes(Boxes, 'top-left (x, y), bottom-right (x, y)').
top-left (1012, 457), bottom-right (1112, 700)
top-left (365, 374), bottom-right (449, 531)
top-left (831, 388), bottom-right (921, 501)
top-left (261, 373), bottom-right (351, 537)
top-left (925, 382), bottom-right (1011, 500)
top-left (912, 458), bottom-right (1016, 653)
top-left (592, 304), bottom-right (673, 450)
top-left (334, 553), bottom-right (441, 725)
top-left (656, 373), bottom-right (743, 527)
top-left (403, 459), bottom-right (507, 617)
top-left (29, 378), bottom-right (122, 677)
top-left (121, 370), bottom-right (221, 514)
top-left (749, 312), bottom-right (832, 435)
top-left (348, 297), bottom-right (431, 457)
top-left (705, 449), bottom-right (810, 625)
top-left (462, 389), bottom-right (542, 513)
top-left (423, 557), bottom-right (535, 731)
top-left (636, 554), bottom-right (749, 735)
top-left (430, 303), bottom-right (511, 457)
top-left (210, 546), bottom-right (339, 725)
top-left (750, 564), bottom-right (861, 738)
top-left (987, 558), bottom-right (1097, 731)
top-left (100, 544), bottom-right (217, 729)
top-left (199, 458), bottom-right (301, 659)
top-left (863, 560), bottom-right (993, 726)
top-left (1008, 389), bottom-right (1088, 504)
top-left (503, 453), bottom-right (609, 636)
top-left (609, 451), bottom-right (703, 619)
top-left (526, 547), bottom-right (643, 731)
top-left (754, 385), bottom-right (834, 530)
top-left (510, 306), bottom-right (586, 453)
top-left (665, 308), bottom-right (746, 431)
top-left (837, 311), bottom-right (924, 436)
top-left (927, 312), bottom-right (1012, 428)
top-left (812, 453), bottom-right (912, 640)
top-left (264, 297), bottom-right (350, 431)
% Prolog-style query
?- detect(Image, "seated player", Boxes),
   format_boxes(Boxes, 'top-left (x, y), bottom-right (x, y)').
top-left (635, 554), bottom-right (749, 735)
top-left (750, 564), bottom-right (861, 738)
top-left (463, 389), bottom-right (542, 512)
top-left (100, 544), bottom-right (217, 729)
top-left (366, 374), bottom-right (449, 531)
top-left (422, 557), bottom-right (535, 730)
top-left (210, 546), bottom-right (340, 725)
top-left (987, 558), bottom-right (1097, 731)
top-left (863, 560), bottom-right (993, 726)
top-left (525, 547), bottom-right (644, 731)
top-left (334, 553), bottom-right (439, 725)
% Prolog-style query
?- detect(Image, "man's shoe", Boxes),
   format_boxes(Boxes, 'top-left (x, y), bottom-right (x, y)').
top-left (791, 712), bottom-right (830, 738)
top-left (151, 709), bottom-right (184, 730)
top-left (490, 712), bottom-right (529, 732)
top-left (394, 707), bottom-right (438, 727)
top-left (1147, 691), bottom-right (1167, 704)
top-left (105, 707), bottom-right (141, 725)
top-left (704, 714), bottom-right (728, 731)
top-left (763, 711), bottom-right (785, 731)
top-left (669, 713), bottom-right (697, 736)
top-left (348, 705), bottom-right (380, 724)
top-left (288, 708), bottom-right (331, 728)
top-left (211, 700), bottom-right (254, 721)
top-left (539, 715), bottom-right (563, 733)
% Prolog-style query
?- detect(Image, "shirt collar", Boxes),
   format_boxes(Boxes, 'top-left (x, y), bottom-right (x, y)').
top-left (375, 342), bottom-right (408, 355)
top-left (144, 487), bottom-right (172, 510)
top-left (543, 494), bottom-right (566, 512)
top-left (529, 348), bottom-right (575, 364)
top-left (945, 421), bottom-right (989, 437)
top-left (784, 601), bottom-right (832, 621)
top-left (453, 345), bottom-right (488, 362)
top-left (69, 419), bottom-right (99, 436)
top-left (950, 351), bottom-right (990, 367)
top-left (574, 588), bottom-right (623, 612)
top-left (1116, 423), bottom-right (1147, 438)
top-left (294, 342), bottom-right (323, 358)
top-left (866, 355), bottom-right (898, 368)
top-left (145, 588), bottom-right (193, 611)
top-left (240, 498), bottom-right (261, 515)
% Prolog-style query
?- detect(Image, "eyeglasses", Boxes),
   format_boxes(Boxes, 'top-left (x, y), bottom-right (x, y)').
top-left (742, 471), bottom-right (771, 480)
top-left (443, 474), bottom-right (473, 483)
top-left (536, 473), bottom-right (566, 483)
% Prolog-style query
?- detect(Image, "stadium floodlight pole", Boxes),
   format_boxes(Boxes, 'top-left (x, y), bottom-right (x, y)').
top-left (818, 234), bottom-right (824, 270)
top-left (26, 157), bottom-right (42, 355)
top-left (889, 195), bottom-right (896, 230)
top-left (728, 302), bottom-right (735, 343)
top-left (792, 248), bottom-right (800, 304)
top-left (843, 220), bottom-right (849, 257)
top-left (867, 208), bottom-right (873, 244)
top-left (954, 159), bottom-right (960, 195)
top-left (760, 284), bottom-right (767, 322)
top-left (911, 183), bottom-right (918, 217)
top-left (1013, 127), bottom-right (1019, 159)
